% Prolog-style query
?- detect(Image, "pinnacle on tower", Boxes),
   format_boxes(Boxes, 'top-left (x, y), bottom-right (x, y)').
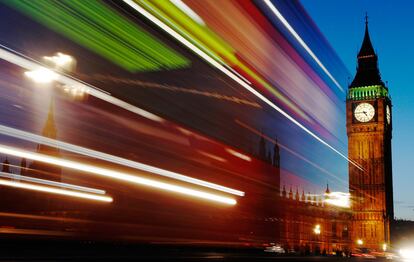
top-left (350, 14), bottom-right (384, 88)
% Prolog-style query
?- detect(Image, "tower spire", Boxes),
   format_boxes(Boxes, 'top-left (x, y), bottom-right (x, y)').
top-left (350, 15), bottom-right (384, 88)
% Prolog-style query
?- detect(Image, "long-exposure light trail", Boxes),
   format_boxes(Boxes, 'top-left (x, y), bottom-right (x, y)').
top-left (123, 0), bottom-right (360, 170)
top-left (0, 171), bottom-right (106, 195)
top-left (0, 124), bottom-right (244, 197)
top-left (0, 45), bottom-right (164, 123)
top-left (0, 144), bottom-right (237, 205)
top-left (263, 0), bottom-right (344, 93)
top-left (0, 178), bottom-right (113, 202)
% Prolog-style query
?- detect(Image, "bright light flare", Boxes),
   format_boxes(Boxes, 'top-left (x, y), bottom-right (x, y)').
top-left (313, 224), bottom-right (321, 235)
top-left (44, 52), bottom-right (73, 67)
top-left (24, 67), bottom-right (58, 83)
top-left (324, 191), bottom-right (350, 208)
top-left (0, 178), bottom-right (112, 202)
top-left (357, 239), bottom-right (364, 245)
top-left (400, 248), bottom-right (414, 261)
top-left (0, 144), bottom-right (237, 205)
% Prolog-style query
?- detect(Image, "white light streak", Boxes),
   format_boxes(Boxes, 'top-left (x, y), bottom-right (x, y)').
top-left (0, 145), bottom-right (237, 205)
top-left (0, 124), bottom-right (244, 197)
top-left (122, 0), bottom-right (361, 170)
top-left (0, 178), bottom-right (112, 202)
top-left (225, 148), bottom-right (251, 162)
top-left (0, 171), bottom-right (105, 195)
top-left (170, 0), bottom-right (205, 25)
top-left (263, 0), bottom-right (343, 92)
top-left (0, 45), bottom-right (163, 123)
top-left (324, 191), bottom-right (350, 208)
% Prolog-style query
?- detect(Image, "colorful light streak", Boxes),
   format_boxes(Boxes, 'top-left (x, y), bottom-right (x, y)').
top-left (170, 0), bottom-right (205, 25)
top-left (4, 0), bottom-right (190, 72)
top-left (263, 0), bottom-right (344, 93)
top-left (0, 178), bottom-right (113, 202)
top-left (0, 124), bottom-right (244, 197)
top-left (136, 0), bottom-right (310, 122)
top-left (0, 144), bottom-right (238, 205)
top-left (123, 0), bottom-right (360, 171)
top-left (0, 171), bottom-right (105, 195)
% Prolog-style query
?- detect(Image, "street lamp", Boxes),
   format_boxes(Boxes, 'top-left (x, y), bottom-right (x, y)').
top-left (357, 239), bottom-right (363, 246)
top-left (24, 67), bottom-right (58, 84)
top-left (382, 243), bottom-right (387, 252)
top-left (44, 52), bottom-right (75, 71)
top-left (313, 224), bottom-right (321, 235)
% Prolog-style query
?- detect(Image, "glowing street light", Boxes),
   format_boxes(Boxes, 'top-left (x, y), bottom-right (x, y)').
top-left (313, 224), bottom-right (321, 235)
top-left (382, 243), bottom-right (387, 252)
top-left (43, 52), bottom-right (74, 70)
top-left (357, 239), bottom-right (363, 246)
top-left (24, 67), bottom-right (58, 84)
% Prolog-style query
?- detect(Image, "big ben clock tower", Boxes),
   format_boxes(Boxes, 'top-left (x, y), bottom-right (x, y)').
top-left (347, 17), bottom-right (394, 250)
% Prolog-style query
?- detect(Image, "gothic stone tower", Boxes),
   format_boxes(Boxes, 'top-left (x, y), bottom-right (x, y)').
top-left (347, 17), bottom-right (393, 250)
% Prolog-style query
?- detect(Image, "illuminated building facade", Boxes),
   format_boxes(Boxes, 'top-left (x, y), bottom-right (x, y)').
top-left (346, 17), bottom-right (394, 250)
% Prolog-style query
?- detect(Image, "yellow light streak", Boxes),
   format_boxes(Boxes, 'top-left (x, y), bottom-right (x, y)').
top-left (0, 178), bottom-right (112, 202)
top-left (0, 124), bottom-right (244, 196)
top-left (0, 145), bottom-right (237, 205)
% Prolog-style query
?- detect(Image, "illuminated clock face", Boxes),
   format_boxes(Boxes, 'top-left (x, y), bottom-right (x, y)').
top-left (386, 105), bottom-right (391, 124)
top-left (354, 103), bottom-right (375, 122)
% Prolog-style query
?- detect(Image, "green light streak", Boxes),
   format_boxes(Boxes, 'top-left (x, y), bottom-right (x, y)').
top-left (3, 0), bottom-right (190, 72)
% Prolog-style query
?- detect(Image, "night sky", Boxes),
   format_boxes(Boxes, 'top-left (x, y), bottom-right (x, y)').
top-left (301, 0), bottom-right (414, 220)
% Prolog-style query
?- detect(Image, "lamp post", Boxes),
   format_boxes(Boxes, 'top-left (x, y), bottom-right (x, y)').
top-left (313, 224), bottom-right (321, 235)
top-left (25, 52), bottom-right (87, 100)
top-left (313, 224), bottom-right (321, 255)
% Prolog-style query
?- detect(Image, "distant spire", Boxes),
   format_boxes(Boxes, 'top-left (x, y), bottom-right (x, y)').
top-left (295, 188), bottom-right (300, 201)
top-left (325, 183), bottom-right (330, 195)
top-left (289, 186), bottom-right (293, 200)
top-left (282, 185), bottom-right (287, 198)
top-left (42, 99), bottom-right (57, 139)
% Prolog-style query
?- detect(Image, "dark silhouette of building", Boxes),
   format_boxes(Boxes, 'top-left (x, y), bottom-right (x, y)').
top-left (28, 99), bottom-right (62, 182)
top-left (346, 15), bottom-right (394, 250)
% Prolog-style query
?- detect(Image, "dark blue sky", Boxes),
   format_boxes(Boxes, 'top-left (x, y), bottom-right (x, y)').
top-left (301, 0), bottom-right (414, 220)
